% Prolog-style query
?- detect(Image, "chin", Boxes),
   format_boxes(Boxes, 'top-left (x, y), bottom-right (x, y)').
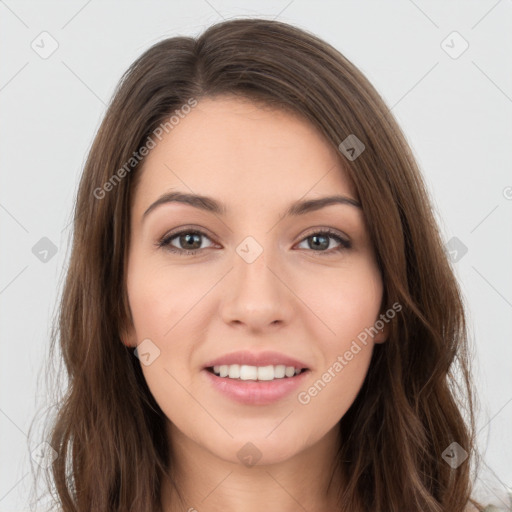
top-left (203, 429), bottom-right (309, 468)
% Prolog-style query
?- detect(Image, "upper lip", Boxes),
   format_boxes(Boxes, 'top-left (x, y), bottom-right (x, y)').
top-left (203, 350), bottom-right (310, 370)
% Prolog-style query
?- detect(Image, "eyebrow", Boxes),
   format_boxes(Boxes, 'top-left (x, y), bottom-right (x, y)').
top-left (142, 191), bottom-right (362, 220)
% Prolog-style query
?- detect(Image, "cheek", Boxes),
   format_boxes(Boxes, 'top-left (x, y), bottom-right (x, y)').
top-left (296, 258), bottom-right (383, 341)
top-left (295, 308), bottom-right (378, 429)
top-left (126, 255), bottom-right (213, 401)
top-left (293, 261), bottom-right (382, 412)
top-left (126, 259), bottom-right (202, 429)
top-left (127, 256), bottom-right (212, 340)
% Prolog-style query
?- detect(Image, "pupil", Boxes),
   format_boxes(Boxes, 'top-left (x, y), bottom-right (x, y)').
top-left (182, 233), bottom-right (200, 249)
top-left (311, 235), bottom-right (328, 250)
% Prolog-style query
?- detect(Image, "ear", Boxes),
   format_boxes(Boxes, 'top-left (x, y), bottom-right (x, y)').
top-left (120, 323), bottom-right (138, 348)
top-left (373, 319), bottom-right (389, 344)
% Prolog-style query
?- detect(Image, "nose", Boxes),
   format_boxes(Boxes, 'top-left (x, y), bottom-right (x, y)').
top-left (219, 243), bottom-right (295, 332)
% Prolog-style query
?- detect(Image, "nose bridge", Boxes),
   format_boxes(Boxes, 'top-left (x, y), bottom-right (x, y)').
top-left (220, 233), bottom-right (294, 329)
top-left (234, 233), bottom-right (280, 300)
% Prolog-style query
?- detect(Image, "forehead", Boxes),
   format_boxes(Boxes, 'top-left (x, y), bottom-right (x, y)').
top-left (133, 96), bottom-right (358, 212)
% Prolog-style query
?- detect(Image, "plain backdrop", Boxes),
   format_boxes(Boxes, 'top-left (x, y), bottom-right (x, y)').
top-left (0, 1), bottom-right (511, 510)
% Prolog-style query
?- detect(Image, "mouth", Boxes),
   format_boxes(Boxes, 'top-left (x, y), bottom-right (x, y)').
top-left (206, 364), bottom-right (309, 381)
top-left (203, 364), bottom-right (311, 405)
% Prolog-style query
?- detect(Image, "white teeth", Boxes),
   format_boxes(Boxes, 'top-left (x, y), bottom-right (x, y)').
top-left (239, 365), bottom-right (258, 380)
top-left (210, 364), bottom-right (303, 380)
top-left (274, 365), bottom-right (286, 378)
top-left (257, 365), bottom-right (274, 381)
top-left (228, 364), bottom-right (240, 379)
top-left (285, 366), bottom-right (295, 377)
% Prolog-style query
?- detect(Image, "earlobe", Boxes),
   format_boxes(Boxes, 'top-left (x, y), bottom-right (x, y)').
top-left (120, 326), bottom-right (137, 348)
top-left (374, 333), bottom-right (387, 344)
top-left (374, 321), bottom-right (389, 344)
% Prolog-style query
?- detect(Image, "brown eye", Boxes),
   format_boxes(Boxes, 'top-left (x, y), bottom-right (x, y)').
top-left (158, 229), bottom-right (214, 255)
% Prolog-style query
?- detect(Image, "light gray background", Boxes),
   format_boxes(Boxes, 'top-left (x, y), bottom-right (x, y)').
top-left (1, 1), bottom-right (511, 510)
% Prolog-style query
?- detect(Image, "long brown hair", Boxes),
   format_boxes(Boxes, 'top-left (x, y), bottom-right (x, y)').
top-left (32, 18), bottom-right (478, 511)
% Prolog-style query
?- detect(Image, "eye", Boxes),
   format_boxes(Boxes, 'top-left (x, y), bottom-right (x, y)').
top-left (157, 227), bottom-right (351, 256)
top-left (295, 229), bottom-right (351, 255)
top-left (157, 229), bottom-right (215, 255)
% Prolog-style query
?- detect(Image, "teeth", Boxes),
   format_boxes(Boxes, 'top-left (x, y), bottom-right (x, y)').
top-left (240, 365), bottom-right (258, 380)
top-left (228, 364), bottom-right (240, 379)
top-left (285, 366), bottom-right (295, 377)
top-left (211, 364), bottom-right (303, 380)
top-left (274, 365), bottom-right (286, 378)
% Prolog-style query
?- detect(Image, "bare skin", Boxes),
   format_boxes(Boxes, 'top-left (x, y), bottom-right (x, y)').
top-left (122, 95), bottom-right (388, 512)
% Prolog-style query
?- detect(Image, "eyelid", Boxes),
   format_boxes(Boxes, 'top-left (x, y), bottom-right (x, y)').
top-left (299, 226), bottom-right (350, 243)
top-left (158, 224), bottom-right (216, 242)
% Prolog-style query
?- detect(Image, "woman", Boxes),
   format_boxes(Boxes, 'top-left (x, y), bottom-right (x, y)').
top-left (36, 18), bottom-right (482, 511)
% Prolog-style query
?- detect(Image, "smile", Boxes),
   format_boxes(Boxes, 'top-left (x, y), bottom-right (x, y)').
top-left (208, 364), bottom-right (307, 381)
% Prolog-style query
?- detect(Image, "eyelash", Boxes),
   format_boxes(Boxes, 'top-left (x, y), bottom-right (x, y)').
top-left (156, 227), bottom-right (352, 256)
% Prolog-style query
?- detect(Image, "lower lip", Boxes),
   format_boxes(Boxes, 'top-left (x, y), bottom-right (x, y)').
top-left (203, 369), bottom-right (310, 405)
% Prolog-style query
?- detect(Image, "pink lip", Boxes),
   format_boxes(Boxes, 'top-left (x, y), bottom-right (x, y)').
top-left (203, 350), bottom-right (310, 370)
top-left (203, 367), bottom-right (310, 405)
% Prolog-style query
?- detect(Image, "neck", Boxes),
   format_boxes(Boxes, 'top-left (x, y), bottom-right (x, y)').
top-left (160, 421), bottom-right (343, 512)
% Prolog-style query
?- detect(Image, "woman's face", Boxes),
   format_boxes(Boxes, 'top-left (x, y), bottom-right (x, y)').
top-left (124, 95), bottom-right (387, 466)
